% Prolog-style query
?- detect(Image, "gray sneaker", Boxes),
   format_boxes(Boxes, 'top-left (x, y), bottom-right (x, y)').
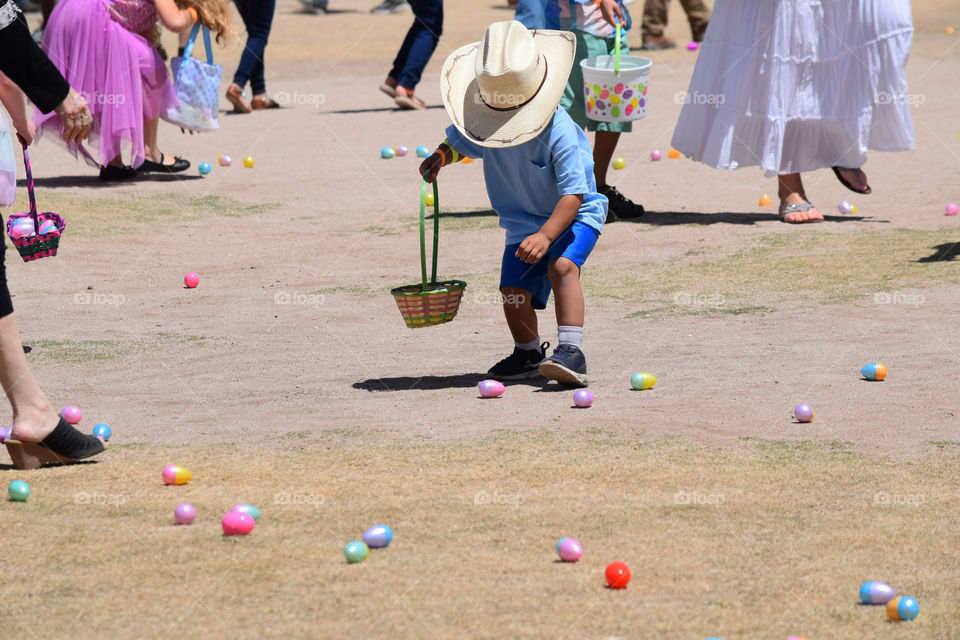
top-left (370, 0), bottom-right (409, 14)
top-left (299, 0), bottom-right (329, 13)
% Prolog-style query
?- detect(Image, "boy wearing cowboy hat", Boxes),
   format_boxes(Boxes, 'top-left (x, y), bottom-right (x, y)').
top-left (419, 20), bottom-right (606, 388)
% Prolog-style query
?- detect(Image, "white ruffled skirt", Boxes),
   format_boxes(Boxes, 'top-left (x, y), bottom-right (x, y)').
top-left (671, 0), bottom-right (915, 176)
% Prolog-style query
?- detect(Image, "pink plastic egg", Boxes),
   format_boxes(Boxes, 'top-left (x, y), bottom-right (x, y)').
top-left (687, 41), bottom-right (699, 51)
top-left (175, 503), bottom-right (196, 525)
top-left (10, 221), bottom-right (34, 239)
top-left (184, 272), bottom-right (199, 288)
top-left (222, 511), bottom-right (255, 535)
top-left (478, 379), bottom-right (505, 398)
top-left (38, 220), bottom-right (57, 234)
top-left (60, 405), bottom-right (82, 424)
top-left (650, 149), bottom-right (662, 161)
top-left (946, 203), bottom-right (958, 216)
top-left (556, 537), bottom-right (583, 562)
top-left (162, 465), bottom-right (192, 486)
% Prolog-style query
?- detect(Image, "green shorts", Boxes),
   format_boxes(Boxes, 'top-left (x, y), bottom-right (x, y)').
top-left (560, 29), bottom-right (633, 133)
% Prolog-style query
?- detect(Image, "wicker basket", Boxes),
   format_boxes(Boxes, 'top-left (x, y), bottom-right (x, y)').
top-left (6, 145), bottom-right (63, 263)
top-left (391, 179), bottom-right (466, 328)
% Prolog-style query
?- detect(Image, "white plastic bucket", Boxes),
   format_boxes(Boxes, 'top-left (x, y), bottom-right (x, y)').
top-left (581, 53), bottom-right (652, 122)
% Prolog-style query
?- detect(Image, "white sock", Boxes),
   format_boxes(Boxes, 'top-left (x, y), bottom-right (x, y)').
top-left (515, 337), bottom-right (541, 352)
top-left (558, 325), bottom-right (583, 348)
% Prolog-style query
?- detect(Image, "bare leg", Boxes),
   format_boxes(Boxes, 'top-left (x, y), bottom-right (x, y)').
top-left (778, 173), bottom-right (823, 223)
top-left (548, 257), bottom-right (583, 328)
top-left (592, 130), bottom-right (620, 187)
top-left (500, 286), bottom-right (539, 344)
top-left (142, 117), bottom-right (174, 165)
top-left (0, 314), bottom-right (60, 442)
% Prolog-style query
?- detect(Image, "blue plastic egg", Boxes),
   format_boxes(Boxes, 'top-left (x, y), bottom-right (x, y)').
top-left (92, 423), bottom-right (111, 441)
top-left (231, 503), bottom-right (261, 522)
top-left (415, 145), bottom-right (430, 158)
top-left (198, 162), bottom-right (211, 175)
top-left (380, 147), bottom-right (396, 159)
top-left (887, 595), bottom-right (919, 621)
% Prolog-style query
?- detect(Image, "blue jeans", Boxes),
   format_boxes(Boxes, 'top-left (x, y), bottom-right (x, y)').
top-left (513, 0), bottom-right (545, 29)
top-left (389, 0), bottom-right (443, 90)
top-left (232, 0), bottom-right (276, 95)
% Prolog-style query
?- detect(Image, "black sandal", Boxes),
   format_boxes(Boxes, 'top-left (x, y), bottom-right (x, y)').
top-left (4, 417), bottom-right (107, 470)
top-left (832, 166), bottom-right (872, 194)
top-left (99, 164), bottom-right (138, 181)
top-left (138, 153), bottom-right (191, 173)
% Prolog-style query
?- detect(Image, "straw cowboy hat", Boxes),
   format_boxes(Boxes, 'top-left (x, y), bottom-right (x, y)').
top-left (441, 21), bottom-right (575, 148)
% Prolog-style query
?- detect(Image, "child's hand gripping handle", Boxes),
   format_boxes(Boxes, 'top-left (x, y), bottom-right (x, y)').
top-left (420, 153), bottom-right (442, 183)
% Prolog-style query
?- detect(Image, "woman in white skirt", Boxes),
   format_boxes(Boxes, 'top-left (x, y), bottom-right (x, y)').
top-left (671, 0), bottom-right (914, 223)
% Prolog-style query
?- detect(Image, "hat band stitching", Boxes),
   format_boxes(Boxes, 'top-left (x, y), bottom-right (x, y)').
top-left (477, 59), bottom-right (549, 112)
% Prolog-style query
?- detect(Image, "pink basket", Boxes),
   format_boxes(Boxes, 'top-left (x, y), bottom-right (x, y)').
top-left (6, 145), bottom-right (64, 263)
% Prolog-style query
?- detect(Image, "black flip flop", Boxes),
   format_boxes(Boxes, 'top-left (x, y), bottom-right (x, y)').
top-left (832, 166), bottom-right (872, 194)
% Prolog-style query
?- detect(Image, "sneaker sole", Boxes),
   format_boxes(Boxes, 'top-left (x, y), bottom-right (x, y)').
top-left (487, 369), bottom-right (543, 382)
top-left (538, 361), bottom-right (588, 388)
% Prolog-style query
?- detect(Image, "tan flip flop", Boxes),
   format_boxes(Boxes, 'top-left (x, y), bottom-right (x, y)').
top-left (394, 87), bottom-right (425, 110)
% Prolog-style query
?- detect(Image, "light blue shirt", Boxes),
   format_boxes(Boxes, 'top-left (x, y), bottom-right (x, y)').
top-left (445, 108), bottom-right (607, 245)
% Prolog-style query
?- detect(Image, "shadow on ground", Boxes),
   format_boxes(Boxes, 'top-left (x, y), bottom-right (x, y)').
top-left (614, 210), bottom-right (879, 226)
top-left (916, 241), bottom-right (960, 262)
top-left (19, 174), bottom-right (204, 189)
top-left (353, 373), bottom-right (484, 392)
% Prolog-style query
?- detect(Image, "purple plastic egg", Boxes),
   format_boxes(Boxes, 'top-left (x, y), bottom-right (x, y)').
top-left (650, 149), bottom-right (662, 161)
top-left (175, 503), bottom-right (196, 525)
top-left (478, 379), bottom-right (505, 399)
top-left (573, 389), bottom-right (594, 408)
top-left (396, 146), bottom-right (408, 157)
top-left (794, 403), bottom-right (814, 423)
top-left (687, 41), bottom-right (699, 51)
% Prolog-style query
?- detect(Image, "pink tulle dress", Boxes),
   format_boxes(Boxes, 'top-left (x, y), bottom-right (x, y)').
top-left (35, 0), bottom-right (178, 169)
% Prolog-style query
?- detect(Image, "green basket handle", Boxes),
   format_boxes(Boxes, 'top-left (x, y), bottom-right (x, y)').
top-left (418, 178), bottom-right (441, 292)
top-left (615, 21), bottom-right (621, 75)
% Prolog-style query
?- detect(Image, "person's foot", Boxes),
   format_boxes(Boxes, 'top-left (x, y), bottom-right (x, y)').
top-left (99, 164), bottom-right (138, 181)
top-left (691, 25), bottom-right (708, 42)
top-left (226, 84), bottom-right (252, 113)
top-left (251, 95), bottom-right (281, 110)
top-left (137, 153), bottom-right (190, 173)
top-left (538, 344), bottom-right (588, 388)
top-left (7, 416), bottom-right (106, 469)
top-left (299, 0), bottom-right (329, 12)
top-left (371, 0), bottom-right (409, 14)
top-left (600, 184), bottom-right (644, 222)
top-left (779, 193), bottom-right (823, 223)
top-left (380, 76), bottom-right (398, 98)
top-left (488, 342), bottom-right (549, 381)
top-left (395, 86), bottom-right (426, 110)
top-left (641, 34), bottom-right (677, 50)
top-left (9, 404), bottom-right (60, 443)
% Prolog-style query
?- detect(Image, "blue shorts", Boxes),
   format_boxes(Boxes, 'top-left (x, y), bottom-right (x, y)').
top-left (499, 221), bottom-right (599, 310)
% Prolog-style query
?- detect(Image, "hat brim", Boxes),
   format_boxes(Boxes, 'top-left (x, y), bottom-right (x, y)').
top-left (440, 29), bottom-right (576, 148)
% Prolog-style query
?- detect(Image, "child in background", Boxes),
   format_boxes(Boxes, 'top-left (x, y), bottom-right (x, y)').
top-left (35, 0), bottom-right (232, 180)
top-left (420, 21), bottom-right (606, 387)
top-left (546, 0), bottom-right (644, 221)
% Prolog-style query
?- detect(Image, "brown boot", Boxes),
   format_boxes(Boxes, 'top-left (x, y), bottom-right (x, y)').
top-left (641, 34), bottom-right (677, 50)
top-left (691, 25), bottom-right (708, 42)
